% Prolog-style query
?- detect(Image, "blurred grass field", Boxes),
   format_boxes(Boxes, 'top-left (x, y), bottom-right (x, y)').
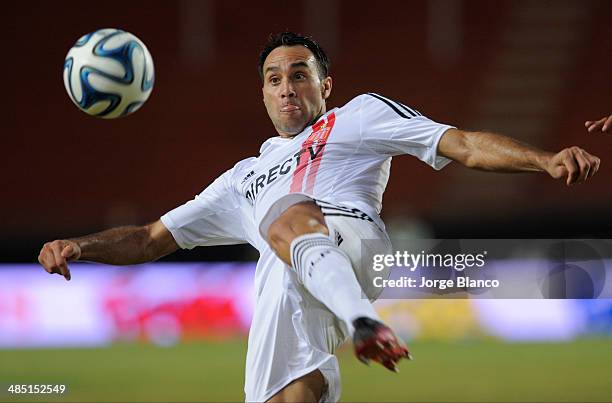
top-left (1, 339), bottom-right (611, 402)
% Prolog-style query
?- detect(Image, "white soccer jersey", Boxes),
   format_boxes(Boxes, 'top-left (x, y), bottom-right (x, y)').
top-left (162, 92), bottom-right (452, 248)
top-left (160, 92), bottom-right (454, 401)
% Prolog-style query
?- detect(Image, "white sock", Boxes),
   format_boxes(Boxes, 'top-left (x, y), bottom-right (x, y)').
top-left (290, 233), bottom-right (380, 334)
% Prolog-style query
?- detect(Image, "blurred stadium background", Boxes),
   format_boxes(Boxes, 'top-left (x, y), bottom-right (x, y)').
top-left (2, 0), bottom-right (612, 401)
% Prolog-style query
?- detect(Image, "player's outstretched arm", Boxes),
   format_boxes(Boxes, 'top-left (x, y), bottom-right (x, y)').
top-left (438, 128), bottom-right (601, 186)
top-left (585, 114), bottom-right (611, 133)
top-left (38, 220), bottom-right (179, 281)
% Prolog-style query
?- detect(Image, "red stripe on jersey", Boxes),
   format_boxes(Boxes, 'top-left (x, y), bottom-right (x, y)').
top-left (289, 118), bottom-right (327, 193)
top-left (304, 112), bottom-right (335, 193)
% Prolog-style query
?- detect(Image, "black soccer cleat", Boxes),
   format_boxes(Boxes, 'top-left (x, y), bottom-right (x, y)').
top-left (352, 317), bottom-right (412, 372)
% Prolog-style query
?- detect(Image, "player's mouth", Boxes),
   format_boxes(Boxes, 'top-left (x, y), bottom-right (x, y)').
top-left (280, 105), bottom-right (300, 113)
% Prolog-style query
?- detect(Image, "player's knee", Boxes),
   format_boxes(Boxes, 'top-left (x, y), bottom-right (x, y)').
top-left (267, 218), bottom-right (291, 253)
top-left (267, 202), bottom-right (329, 252)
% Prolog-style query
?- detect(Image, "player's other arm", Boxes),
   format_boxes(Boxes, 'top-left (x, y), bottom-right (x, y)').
top-left (437, 128), bottom-right (601, 186)
top-left (38, 220), bottom-right (178, 281)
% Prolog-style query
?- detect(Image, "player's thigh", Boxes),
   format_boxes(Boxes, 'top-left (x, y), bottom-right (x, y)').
top-left (266, 369), bottom-right (325, 403)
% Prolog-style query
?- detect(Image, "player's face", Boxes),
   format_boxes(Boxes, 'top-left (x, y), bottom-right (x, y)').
top-left (262, 46), bottom-right (332, 138)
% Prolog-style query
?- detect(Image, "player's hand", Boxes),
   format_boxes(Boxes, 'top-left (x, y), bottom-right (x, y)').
top-left (38, 240), bottom-right (81, 281)
top-left (585, 114), bottom-right (611, 133)
top-left (545, 147), bottom-right (600, 186)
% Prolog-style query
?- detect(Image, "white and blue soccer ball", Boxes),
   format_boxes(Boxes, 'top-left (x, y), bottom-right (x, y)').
top-left (63, 28), bottom-right (154, 119)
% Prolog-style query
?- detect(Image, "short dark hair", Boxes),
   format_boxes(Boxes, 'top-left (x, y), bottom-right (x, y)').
top-left (258, 32), bottom-right (330, 80)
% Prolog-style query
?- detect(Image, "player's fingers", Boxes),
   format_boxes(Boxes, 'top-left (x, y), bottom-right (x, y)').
top-left (37, 247), bottom-right (48, 272)
top-left (64, 266), bottom-right (71, 281)
top-left (586, 117), bottom-right (604, 132)
top-left (581, 151), bottom-right (600, 179)
top-left (50, 246), bottom-right (67, 276)
top-left (589, 155), bottom-right (601, 177)
top-left (586, 122), bottom-right (597, 132)
top-left (603, 115), bottom-right (612, 132)
top-left (586, 116), bottom-right (612, 133)
top-left (563, 152), bottom-right (580, 186)
top-left (574, 151), bottom-right (591, 183)
top-left (38, 247), bottom-right (57, 274)
top-left (51, 245), bottom-right (71, 281)
top-left (61, 243), bottom-right (79, 261)
top-left (61, 244), bottom-right (73, 258)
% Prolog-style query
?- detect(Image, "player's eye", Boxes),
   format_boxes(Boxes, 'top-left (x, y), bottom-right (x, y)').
top-left (269, 77), bottom-right (281, 85)
top-left (294, 72), bottom-right (306, 80)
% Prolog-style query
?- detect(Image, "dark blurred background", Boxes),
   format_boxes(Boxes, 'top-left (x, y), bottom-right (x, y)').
top-left (3, 0), bottom-right (612, 262)
top-left (2, 3), bottom-right (612, 402)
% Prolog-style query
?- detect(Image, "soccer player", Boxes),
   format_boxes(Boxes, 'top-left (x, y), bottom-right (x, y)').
top-left (38, 32), bottom-right (601, 402)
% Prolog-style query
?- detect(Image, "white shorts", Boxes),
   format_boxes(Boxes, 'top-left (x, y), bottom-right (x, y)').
top-left (244, 195), bottom-right (392, 402)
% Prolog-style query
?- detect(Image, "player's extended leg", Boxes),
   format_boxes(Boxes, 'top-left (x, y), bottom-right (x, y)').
top-left (266, 369), bottom-right (325, 403)
top-left (267, 201), bottom-right (379, 330)
top-left (267, 201), bottom-right (410, 371)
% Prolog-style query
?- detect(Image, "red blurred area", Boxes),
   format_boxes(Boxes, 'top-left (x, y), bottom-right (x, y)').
top-left (104, 295), bottom-right (245, 341)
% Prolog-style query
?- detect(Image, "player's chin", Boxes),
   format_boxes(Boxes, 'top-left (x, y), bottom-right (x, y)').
top-left (279, 118), bottom-right (308, 135)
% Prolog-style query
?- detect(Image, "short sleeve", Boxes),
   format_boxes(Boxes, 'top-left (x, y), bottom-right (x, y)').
top-left (160, 169), bottom-right (247, 249)
top-left (358, 93), bottom-right (454, 170)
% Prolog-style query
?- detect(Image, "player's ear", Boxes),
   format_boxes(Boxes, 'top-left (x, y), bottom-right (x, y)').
top-left (321, 76), bottom-right (332, 100)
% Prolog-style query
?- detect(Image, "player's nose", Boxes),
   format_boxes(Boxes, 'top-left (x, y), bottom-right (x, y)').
top-left (280, 80), bottom-right (296, 98)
